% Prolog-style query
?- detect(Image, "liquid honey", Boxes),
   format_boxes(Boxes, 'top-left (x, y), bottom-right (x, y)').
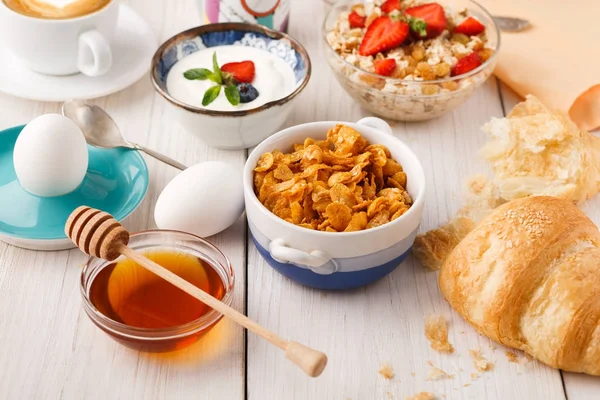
top-left (89, 251), bottom-right (226, 332)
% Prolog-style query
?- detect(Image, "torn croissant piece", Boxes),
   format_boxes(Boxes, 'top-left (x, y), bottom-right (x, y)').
top-left (414, 95), bottom-right (600, 270)
top-left (440, 196), bottom-right (600, 375)
top-left (413, 217), bottom-right (476, 271)
top-left (481, 95), bottom-right (600, 203)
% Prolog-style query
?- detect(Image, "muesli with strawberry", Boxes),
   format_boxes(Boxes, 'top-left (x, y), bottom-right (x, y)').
top-left (327, 0), bottom-right (495, 95)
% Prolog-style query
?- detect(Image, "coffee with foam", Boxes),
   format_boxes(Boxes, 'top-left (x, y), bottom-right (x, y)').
top-left (3, 0), bottom-right (111, 19)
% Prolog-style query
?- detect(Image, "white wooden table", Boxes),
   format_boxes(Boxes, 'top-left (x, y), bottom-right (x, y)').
top-left (1, 0), bottom-right (599, 399)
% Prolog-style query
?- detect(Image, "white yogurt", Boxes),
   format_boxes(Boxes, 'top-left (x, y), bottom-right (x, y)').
top-left (166, 45), bottom-right (296, 111)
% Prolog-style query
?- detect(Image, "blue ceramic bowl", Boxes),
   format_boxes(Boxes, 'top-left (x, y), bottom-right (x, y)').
top-left (0, 125), bottom-right (149, 250)
top-left (150, 22), bottom-right (311, 149)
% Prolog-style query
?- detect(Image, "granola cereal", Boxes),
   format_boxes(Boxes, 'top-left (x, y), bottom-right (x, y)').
top-left (324, 0), bottom-right (498, 121)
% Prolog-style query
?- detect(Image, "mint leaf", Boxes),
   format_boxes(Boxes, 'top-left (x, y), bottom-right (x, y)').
top-left (207, 73), bottom-right (222, 84)
top-left (224, 84), bottom-right (240, 106)
top-left (183, 68), bottom-right (213, 80)
top-left (202, 85), bottom-right (221, 106)
top-left (212, 52), bottom-right (222, 84)
top-left (408, 17), bottom-right (428, 37)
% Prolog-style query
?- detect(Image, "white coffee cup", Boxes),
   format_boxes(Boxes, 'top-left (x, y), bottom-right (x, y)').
top-left (0, 0), bottom-right (119, 76)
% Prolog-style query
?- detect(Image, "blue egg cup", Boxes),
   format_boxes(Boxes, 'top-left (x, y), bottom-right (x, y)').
top-left (0, 125), bottom-right (149, 251)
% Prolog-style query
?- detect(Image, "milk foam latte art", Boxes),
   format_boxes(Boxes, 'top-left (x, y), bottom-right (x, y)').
top-left (3, 0), bottom-right (111, 18)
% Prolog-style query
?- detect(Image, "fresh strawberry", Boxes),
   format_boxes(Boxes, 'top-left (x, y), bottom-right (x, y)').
top-left (358, 16), bottom-right (409, 56)
top-left (380, 0), bottom-right (401, 14)
top-left (451, 52), bottom-right (482, 76)
top-left (348, 11), bottom-right (366, 28)
top-left (374, 58), bottom-right (397, 76)
top-left (221, 60), bottom-right (255, 83)
top-left (405, 3), bottom-right (447, 38)
top-left (454, 16), bottom-right (485, 36)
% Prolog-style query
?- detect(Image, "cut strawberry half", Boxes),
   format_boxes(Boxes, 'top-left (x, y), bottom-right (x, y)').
top-left (451, 52), bottom-right (482, 76)
top-left (405, 3), bottom-right (447, 39)
top-left (221, 60), bottom-right (255, 83)
top-left (380, 0), bottom-right (401, 14)
top-left (348, 11), bottom-right (366, 28)
top-left (454, 16), bottom-right (485, 36)
top-left (374, 58), bottom-right (397, 76)
top-left (358, 16), bottom-right (409, 57)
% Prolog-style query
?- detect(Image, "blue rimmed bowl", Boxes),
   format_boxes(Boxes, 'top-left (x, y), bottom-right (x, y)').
top-left (151, 22), bottom-right (311, 150)
top-left (0, 125), bottom-right (149, 251)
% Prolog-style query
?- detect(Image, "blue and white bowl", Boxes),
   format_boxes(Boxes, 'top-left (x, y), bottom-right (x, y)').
top-left (244, 118), bottom-right (426, 290)
top-left (151, 23), bottom-right (311, 150)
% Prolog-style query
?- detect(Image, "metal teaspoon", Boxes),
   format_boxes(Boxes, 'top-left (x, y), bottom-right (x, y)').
top-left (492, 16), bottom-right (531, 32)
top-left (62, 100), bottom-right (187, 171)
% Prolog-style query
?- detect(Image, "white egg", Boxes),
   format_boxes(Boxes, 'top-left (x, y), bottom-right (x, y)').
top-left (154, 161), bottom-right (244, 238)
top-left (13, 114), bottom-right (89, 197)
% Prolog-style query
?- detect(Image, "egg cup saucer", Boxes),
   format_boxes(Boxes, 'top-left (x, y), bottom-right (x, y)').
top-left (0, 5), bottom-right (157, 102)
top-left (0, 125), bottom-right (149, 251)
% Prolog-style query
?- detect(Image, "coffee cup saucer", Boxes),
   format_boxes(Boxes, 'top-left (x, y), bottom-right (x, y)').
top-left (0, 4), bottom-right (157, 102)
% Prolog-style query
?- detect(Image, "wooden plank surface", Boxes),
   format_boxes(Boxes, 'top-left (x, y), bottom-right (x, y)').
top-left (246, 2), bottom-right (567, 400)
top-left (0, 1), bottom-right (246, 399)
top-left (0, 0), bottom-right (599, 399)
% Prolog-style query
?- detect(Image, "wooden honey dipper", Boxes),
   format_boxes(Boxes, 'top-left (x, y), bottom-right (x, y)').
top-left (65, 206), bottom-right (328, 377)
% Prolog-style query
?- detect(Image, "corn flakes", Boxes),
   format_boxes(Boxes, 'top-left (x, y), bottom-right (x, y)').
top-left (253, 124), bottom-right (413, 232)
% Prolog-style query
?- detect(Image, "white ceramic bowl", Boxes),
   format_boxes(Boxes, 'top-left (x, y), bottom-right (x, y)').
top-left (243, 117), bottom-right (426, 290)
top-left (151, 23), bottom-right (311, 150)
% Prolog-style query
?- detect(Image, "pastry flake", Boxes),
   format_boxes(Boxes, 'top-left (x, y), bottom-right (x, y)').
top-left (404, 392), bottom-right (436, 400)
top-left (378, 363), bottom-right (395, 379)
top-left (425, 361), bottom-right (454, 381)
top-left (469, 349), bottom-right (494, 372)
top-left (424, 314), bottom-right (454, 352)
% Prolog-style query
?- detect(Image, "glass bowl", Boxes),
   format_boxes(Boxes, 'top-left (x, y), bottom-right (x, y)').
top-left (322, 0), bottom-right (500, 121)
top-left (80, 230), bottom-right (235, 353)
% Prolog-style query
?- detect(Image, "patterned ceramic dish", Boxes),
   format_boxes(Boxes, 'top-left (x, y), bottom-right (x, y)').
top-left (151, 23), bottom-right (311, 150)
top-left (0, 125), bottom-right (148, 251)
top-left (243, 117), bottom-right (426, 290)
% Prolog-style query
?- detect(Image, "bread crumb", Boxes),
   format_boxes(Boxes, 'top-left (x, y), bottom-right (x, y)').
top-left (386, 392), bottom-right (393, 399)
top-left (426, 361), bottom-right (454, 381)
top-left (470, 372), bottom-right (480, 380)
top-left (404, 392), bottom-right (436, 400)
top-left (410, 372), bottom-right (416, 377)
top-left (505, 351), bottom-right (519, 363)
top-left (469, 349), bottom-right (494, 372)
top-left (424, 315), bottom-right (454, 353)
top-left (463, 383), bottom-right (471, 387)
top-left (379, 363), bottom-right (395, 379)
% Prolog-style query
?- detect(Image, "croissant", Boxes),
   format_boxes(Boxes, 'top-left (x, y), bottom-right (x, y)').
top-left (440, 195), bottom-right (600, 375)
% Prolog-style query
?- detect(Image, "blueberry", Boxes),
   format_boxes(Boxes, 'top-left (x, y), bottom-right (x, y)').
top-left (237, 83), bottom-right (259, 103)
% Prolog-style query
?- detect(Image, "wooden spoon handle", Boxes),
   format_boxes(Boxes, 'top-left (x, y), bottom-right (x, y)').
top-left (118, 245), bottom-right (327, 377)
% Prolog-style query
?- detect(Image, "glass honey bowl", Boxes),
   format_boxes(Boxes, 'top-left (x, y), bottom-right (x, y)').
top-left (80, 230), bottom-right (235, 352)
